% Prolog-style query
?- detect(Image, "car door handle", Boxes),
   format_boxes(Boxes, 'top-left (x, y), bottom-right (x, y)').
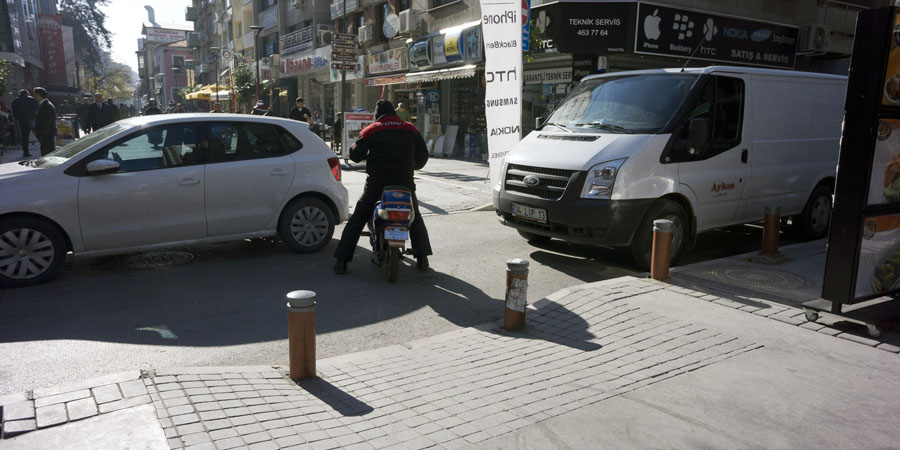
top-left (741, 149), bottom-right (748, 164)
top-left (179, 178), bottom-right (200, 186)
top-left (269, 169), bottom-right (287, 176)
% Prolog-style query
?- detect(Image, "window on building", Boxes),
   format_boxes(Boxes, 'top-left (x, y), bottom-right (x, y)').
top-left (358, 13), bottom-right (365, 28)
top-left (227, 20), bottom-right (233, 41)
top-left (173, 55), bottom-right (185, 71)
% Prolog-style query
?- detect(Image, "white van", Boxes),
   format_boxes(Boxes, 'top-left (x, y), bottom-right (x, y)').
top-left (494, 66), bottom-right (847, 269)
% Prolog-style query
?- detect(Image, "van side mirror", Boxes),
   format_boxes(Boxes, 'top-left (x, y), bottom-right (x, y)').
top-left (85, 159), bottom-right (120, 175)
top-left (535, 116), bottom-right (545, 129)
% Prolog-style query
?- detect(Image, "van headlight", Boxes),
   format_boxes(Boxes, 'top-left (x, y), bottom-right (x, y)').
top-left (581, 159), bottom-right (627, 199)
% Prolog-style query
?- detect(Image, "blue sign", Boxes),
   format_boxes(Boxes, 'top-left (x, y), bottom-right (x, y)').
top-left (522, 0), bottom-right (531, 51)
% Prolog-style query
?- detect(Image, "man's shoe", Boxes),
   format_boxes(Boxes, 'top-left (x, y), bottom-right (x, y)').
top-left (334, 260), bottom-right (348, 274)
top-left (417, 255), bottom-right (429, 271)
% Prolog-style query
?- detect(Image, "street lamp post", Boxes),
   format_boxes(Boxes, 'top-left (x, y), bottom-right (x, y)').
top-left (249, 25), bottom-right (263, 104)
top-left (210, 46), bottom-right (221, 106)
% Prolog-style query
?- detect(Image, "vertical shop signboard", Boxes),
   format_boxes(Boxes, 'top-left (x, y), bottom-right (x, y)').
top-left (480, 0), bottom-right (524, 186)
top-left (341, 112), bottom-right (375, 160)
top-left (823, 7), bottom-right (900, 304)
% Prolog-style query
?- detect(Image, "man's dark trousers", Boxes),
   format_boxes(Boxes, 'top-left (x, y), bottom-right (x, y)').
top-left (17, 121), bottom-right (33, 156)
top-left (333, 177), bottom-right (432, 262)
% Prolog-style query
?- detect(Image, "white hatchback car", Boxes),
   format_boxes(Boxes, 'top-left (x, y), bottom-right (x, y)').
top-left (0, 114), bottom-right (349, 287)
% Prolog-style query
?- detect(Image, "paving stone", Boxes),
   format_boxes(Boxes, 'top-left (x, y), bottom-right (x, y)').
top-left (236, 422), bottom-right (266, 435)
top-left (242, 430), bottom-right (272, 444)
top-left (155, 376), bottom-right (178, 384)
top-left (194, 402), bottom-right (221, 412)
top-left (275, 435), bottom-right (306, 447)
top-left (66, 397), bottom-right (98, 421)
top-left (248, 441), bottom-right (279, 450)
top-left (164, 397), bottom-right (192, 408)
top-left (177, 422), bottom-right (205, 436)
top-left (209, 428), bottom-right (239, 440)
top-left (181, 431), bottom-right (213, 446)
top-left (168, 404), bottom-right (196, 416)
top-left (838, 332), bottom-right (881, 347)
top-left (91, 384), bottom-right (123, 404)
top-left (34, 390), bottom-right (91, 408)
top-left (35, 403), bottom-right (67, 428)
top-left (213, 437), bottom-right (246, 449)
top-left (203, 418), bottom-right (232, 431)
top-left (185, 443), bottom-right (216, 450)
top-left (171, 412), bottom-right (201, 426)
top-left (230, 415), bottom-right (256, 426)
top-left (156, 382), bottom-right (183, 392)
top-left (876, 343), bottom-right (900, 353)
top-left (2, 419), bottom-right (36, 438)
top-left (3, 400), bottom-right (35, 420)
top-left (167, 437), bottom-right (183, 449)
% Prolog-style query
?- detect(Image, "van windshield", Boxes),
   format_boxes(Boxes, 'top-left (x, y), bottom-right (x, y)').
top-left (544, 74), bottom-right (699, 134)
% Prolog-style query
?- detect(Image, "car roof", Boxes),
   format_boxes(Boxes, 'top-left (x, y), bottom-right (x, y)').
top-left (118, 113), bottom-right (309, 128)
top-left (582, 66), bottom-right (847, 82)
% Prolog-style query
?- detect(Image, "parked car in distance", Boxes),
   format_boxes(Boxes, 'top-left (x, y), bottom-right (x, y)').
top-left (0, 114), bottom-right (349, 287)
top-left (495, 66), bottom-right (847, 270)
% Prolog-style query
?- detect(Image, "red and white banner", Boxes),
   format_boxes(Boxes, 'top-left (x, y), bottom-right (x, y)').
top-left (479, 0), bottom-right (523, 186)
top-left (38, 14), bottom-right (68, 86)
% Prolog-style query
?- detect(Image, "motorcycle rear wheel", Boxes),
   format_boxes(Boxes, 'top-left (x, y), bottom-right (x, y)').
top-left (385, 247), bottom-right (401, 282)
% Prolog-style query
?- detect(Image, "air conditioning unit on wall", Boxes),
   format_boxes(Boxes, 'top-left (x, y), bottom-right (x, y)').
top-left (399, 9), bottom-right (420, 34)
top-left (798, 24), bottom-right (829, 54)
top-left (359, 25), bottom-right (373, 43)
top-left (318, 24), bottom-right (334, 46)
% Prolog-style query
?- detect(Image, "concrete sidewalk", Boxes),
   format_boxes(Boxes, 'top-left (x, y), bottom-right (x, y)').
top-left (1, 245), bottom-right (899, 449)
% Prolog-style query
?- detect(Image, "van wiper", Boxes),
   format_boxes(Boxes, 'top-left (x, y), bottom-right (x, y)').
top-left (543, 122), bottom-right (574, 133)
top-left (575, 121), bottom-right (630, 133)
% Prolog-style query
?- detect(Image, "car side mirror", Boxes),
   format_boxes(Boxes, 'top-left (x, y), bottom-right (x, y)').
top-left (535, 116), bottom-right (545, 130)
top-left (85, 159), bottom-right (120, 175)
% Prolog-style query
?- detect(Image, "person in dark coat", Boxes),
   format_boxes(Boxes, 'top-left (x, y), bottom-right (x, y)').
top-left (11, 89), bottom-right (38, 157)
top-left (289, 97), bottom-right (312, 124)
top-left (251, 100), bottom-right (269, 115)
top-left (32, 87), bottom-right (57, 156)
top-left (332, 100), bottom-right (432, 274)
top-left (85, 94), bottom-right (117, 132)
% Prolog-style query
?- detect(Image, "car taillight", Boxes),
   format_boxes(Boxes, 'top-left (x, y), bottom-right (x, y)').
top-left (327, 157), bottom-right (341, 181)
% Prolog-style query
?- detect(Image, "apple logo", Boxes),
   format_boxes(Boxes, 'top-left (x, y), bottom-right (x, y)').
top-left (644, 9), bottom-right (661, 40)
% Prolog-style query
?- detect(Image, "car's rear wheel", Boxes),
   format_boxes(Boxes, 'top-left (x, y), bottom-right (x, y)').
top-left (793, 184), bottom-right (832, 241)
top-left (278, 197), bottom-right (335, 253)
top-left (630, 199), bottom-right (687, 271)
top-left (0, 217), bottom-right (67, 288)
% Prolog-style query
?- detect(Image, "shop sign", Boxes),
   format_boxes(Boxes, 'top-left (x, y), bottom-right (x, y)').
top-left (331, 0), bottom-right (344, 20)
top-left (367, 48), bottom-right (408, 74)
top-left (530, 2), bottom-right (631, 55)
top-left (634, 2), bottom-right (799, 69)
top-left (330, 55), bottom-right (366, 81)
top-left (38, 14), bottom-right (67, 86)
top-left (281, 27), bottom-right (315, 55)
top-left (523, 67), bottom-right (571, 85)
top-left (409, 39), bottom-right (431, 69)
top-left (346, 0), bottom-right (359, 13)
top-left (366, 74), bottom-right (406, 86)
top-left (144, 27), bottom-right (187, 43)
top-left (572, 54), bottom-right (600, 83)
top-left (261, 7), bottom-right (278, 30)
top-left (431, 35), bottom-right (446, 66)
top-left (444, 31), bottom-right (463, 62)
top-left (522, 0), bottom-right (531, 51)
top-left (282, 47), bottom-right (329, 75)
top-left (332, 50), bottom-right (358, 62)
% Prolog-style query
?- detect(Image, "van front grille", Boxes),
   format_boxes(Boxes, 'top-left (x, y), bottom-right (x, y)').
top-left (504, 164), bottom-right (576, 200)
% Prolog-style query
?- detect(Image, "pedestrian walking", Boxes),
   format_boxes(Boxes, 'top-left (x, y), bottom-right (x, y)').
top-left (118, 103), bottom-right (130, 119)
top-left (11, 89), bottom-right (38, 157)
top-left (289, 97), bottom-right (312, 124)
top-left (143, 99), bottom-right (162, 116)
top-left (166, 101), bottom-right (176, 114)
top-left (396, 102), bottom-right (411, 122)
top-left (251, 100), bottom-right (269, 116)
top-left (86, 94), bottom-right (117, 132)
top-left (32, 87), bottom-right (57, 157)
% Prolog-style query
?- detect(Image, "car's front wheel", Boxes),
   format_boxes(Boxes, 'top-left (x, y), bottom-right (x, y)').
top-left (278, 197), bottom-right (335, 253)
top-left (0, 217), bottom-right (67, 288)
top-left (630, 199), bottom-right (687, 271)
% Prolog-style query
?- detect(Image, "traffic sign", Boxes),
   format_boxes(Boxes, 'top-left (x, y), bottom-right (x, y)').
top-left (331, 51), bottom-right (358, 62)
top-left (332, 42), bottom-right (357, 50)
top-left (331, 62), bottom-right (359, 71)
top-left (333, 32), bottom-right (357, 41)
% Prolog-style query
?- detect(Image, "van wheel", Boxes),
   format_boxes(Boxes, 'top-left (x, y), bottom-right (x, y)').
top-left (630, 200), bottom-right (687, 271)
top-left (794, 185), bottom-right (832, 241)
top-left (0, 217), bottom-right (67, 288)
top-left (278, 197), bottom-right (335, 253)
top-left (518, 230), bottom-right (551, 243)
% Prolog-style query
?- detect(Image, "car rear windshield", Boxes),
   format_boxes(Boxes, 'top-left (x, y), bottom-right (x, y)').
top-left (544, 74), bottom-right (699, 134)
top-left (32, 123), bottom-right (128, 168)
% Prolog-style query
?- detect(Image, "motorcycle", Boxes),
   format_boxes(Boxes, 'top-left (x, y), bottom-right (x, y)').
top-left (368, 186), bottom-right (415, 282)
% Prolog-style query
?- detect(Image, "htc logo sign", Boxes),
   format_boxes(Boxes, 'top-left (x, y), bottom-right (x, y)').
top-left (486, 69), bottom-right (517, 83)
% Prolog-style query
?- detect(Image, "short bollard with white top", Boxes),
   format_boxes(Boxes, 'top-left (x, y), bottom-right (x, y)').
top-left (505, 259), bottom-right (529, 331)
top-left (287, 290), bottom-right (316, 380)
top-left (651, 219), bottom-right (673, 281)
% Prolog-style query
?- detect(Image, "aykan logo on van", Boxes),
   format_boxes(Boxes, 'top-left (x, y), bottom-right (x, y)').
top-left (711, 182), bottom-right (736, 193)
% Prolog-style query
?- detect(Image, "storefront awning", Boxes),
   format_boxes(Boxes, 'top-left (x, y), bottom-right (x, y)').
top-left (405, 65), bottom-right (477, 84)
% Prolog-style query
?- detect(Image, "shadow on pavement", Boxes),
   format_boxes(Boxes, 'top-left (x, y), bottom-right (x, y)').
top-left (297, 378), bottom-right (374, 416)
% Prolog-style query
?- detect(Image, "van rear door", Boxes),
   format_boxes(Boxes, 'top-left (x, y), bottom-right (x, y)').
top-left (676, 74), bottom-right (750, 232)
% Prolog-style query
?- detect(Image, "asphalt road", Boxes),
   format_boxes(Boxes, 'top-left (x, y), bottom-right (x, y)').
top-left (0, 157), bottom-right (802, 396)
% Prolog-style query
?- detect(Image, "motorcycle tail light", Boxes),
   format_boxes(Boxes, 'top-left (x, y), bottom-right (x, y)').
top-left (327, 157), bottom-right (341, 181)
top-left (386, 210), bottom-right (411, 221)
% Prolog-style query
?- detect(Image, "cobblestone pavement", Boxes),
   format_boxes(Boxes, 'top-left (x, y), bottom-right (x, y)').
top-left (1, 278), bottom-right (763, 449)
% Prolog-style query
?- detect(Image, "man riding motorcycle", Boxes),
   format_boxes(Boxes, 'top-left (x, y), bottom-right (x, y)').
top-left (333, 100), bottom-right (432, 274)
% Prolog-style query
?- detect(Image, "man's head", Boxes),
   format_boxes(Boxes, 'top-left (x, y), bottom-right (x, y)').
top-left (256, 100), bottom-right (265, 108)
top-left (212, 102), bottom-right (223, 112)
top-left (374, 100), bottom-right (396, 119)
top-left (397, 103), bottom-right (404, 109)
top-left (18, 89), bottom-right (29, 97)
top-left (33, 87), bottom-right (47, 101)
top-left (169, 100), bottom-right (175, 106)
top-left (296, 97), bottom-right (305, 107)
top-left (94, 93), bottom-right (103, 103)
top-left (176, 103), bottom-right (182, 109)
top-left (149, 99), bottom-right (158, 107)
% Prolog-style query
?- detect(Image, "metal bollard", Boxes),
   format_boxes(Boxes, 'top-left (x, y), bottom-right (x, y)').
top-left (651, 219), bottom-right (673, 281)
top-left (760, 206), bottom-right (782, 256)
top-left (287, 290), bottom-right (317, 380)
top-left (504, 259), bottom-right (529, 331)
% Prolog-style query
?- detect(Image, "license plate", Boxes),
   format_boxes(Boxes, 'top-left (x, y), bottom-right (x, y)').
top-left (384, 227), bottom-right (409, 241)
top-left (511, 203), bottom-right (547, 223)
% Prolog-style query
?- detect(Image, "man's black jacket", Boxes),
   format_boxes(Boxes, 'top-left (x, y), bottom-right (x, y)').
top-left (86, 102), bottom-right (117, 131)
top-left (12, 94), bottom-right (38, 124)
top-left (350, 115), bottom-right (428, 181)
